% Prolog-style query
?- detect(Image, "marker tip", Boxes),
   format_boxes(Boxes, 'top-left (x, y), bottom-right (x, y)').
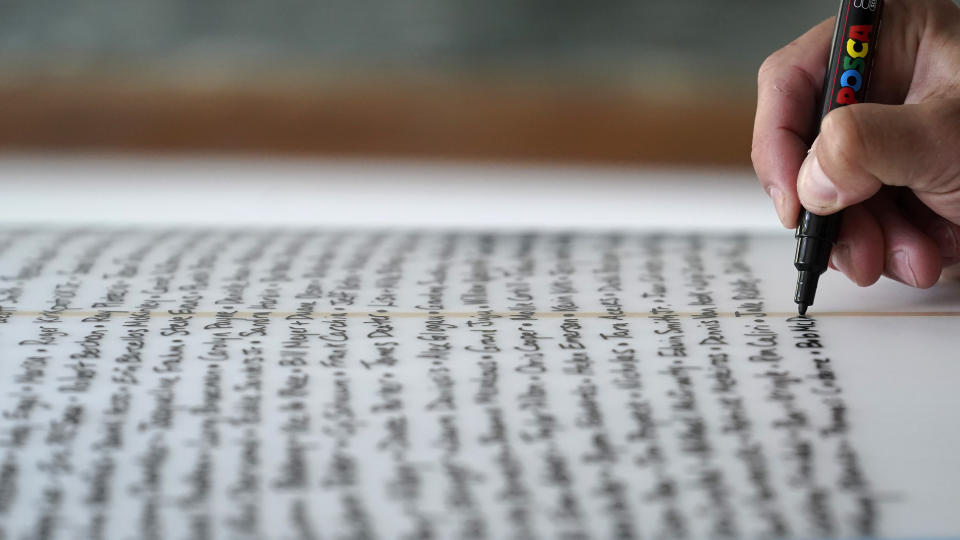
top-left (797, 303), bottom-right (808, 316)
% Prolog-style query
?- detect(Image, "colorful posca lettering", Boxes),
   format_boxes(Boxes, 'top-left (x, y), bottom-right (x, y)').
top-left (836, 24), bottom-right (874, 105)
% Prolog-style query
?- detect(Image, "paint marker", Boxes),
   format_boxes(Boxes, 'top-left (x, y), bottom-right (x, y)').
top-left (794, 0), bottom-right (883, 315)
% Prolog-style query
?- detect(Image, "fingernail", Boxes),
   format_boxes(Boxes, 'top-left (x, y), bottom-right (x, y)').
top-left (830, 243), bottom-right (855, 284)
top-left (888, 250), bottom-right (918, 287)
top-left (767, 186), bottom-right (790, 227)
top-left (797, 154), bottom-right (839, 211)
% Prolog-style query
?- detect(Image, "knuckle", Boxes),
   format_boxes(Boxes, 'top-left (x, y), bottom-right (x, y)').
top-left (757, 61), bottom-right (817, 107)
top-left (757, 48), bottom-right (797, 87)
top-left (757, 54), bottom-right (780, 85)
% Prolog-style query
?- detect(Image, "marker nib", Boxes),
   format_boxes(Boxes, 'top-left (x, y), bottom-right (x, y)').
top-left (794, 270), bottom-right (819, 316)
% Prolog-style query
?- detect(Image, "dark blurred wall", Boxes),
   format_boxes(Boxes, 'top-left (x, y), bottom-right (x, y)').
top-left (1, 0), bottom-right (840, 85)
top-left (0, 0), bottom-right (845, 164)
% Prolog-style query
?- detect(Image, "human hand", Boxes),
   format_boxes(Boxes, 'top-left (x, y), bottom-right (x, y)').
top-left (752, 0), bottom-right (960, 288)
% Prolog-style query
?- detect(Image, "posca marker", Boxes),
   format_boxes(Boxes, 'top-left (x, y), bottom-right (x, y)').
top-left (794, 0), bottom-right (883, 315)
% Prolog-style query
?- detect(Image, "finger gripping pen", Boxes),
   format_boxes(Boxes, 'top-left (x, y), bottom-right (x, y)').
top-left (794, 0), bottom-right (883, 315)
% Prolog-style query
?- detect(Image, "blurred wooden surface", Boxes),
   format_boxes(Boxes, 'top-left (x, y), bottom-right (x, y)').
top-left (0, 81), bottom-right (754, 165)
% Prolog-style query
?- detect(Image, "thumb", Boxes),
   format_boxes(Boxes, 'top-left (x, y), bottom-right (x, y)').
top-left (797, 99), bottom-right (960, 220)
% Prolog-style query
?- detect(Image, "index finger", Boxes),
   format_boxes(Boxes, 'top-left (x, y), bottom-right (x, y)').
top-left (752, 18), bottom-right (834, 228)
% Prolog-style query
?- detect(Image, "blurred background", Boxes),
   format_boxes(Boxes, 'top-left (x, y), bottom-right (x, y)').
top-left (0, 0), bottom-right (841, 166)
